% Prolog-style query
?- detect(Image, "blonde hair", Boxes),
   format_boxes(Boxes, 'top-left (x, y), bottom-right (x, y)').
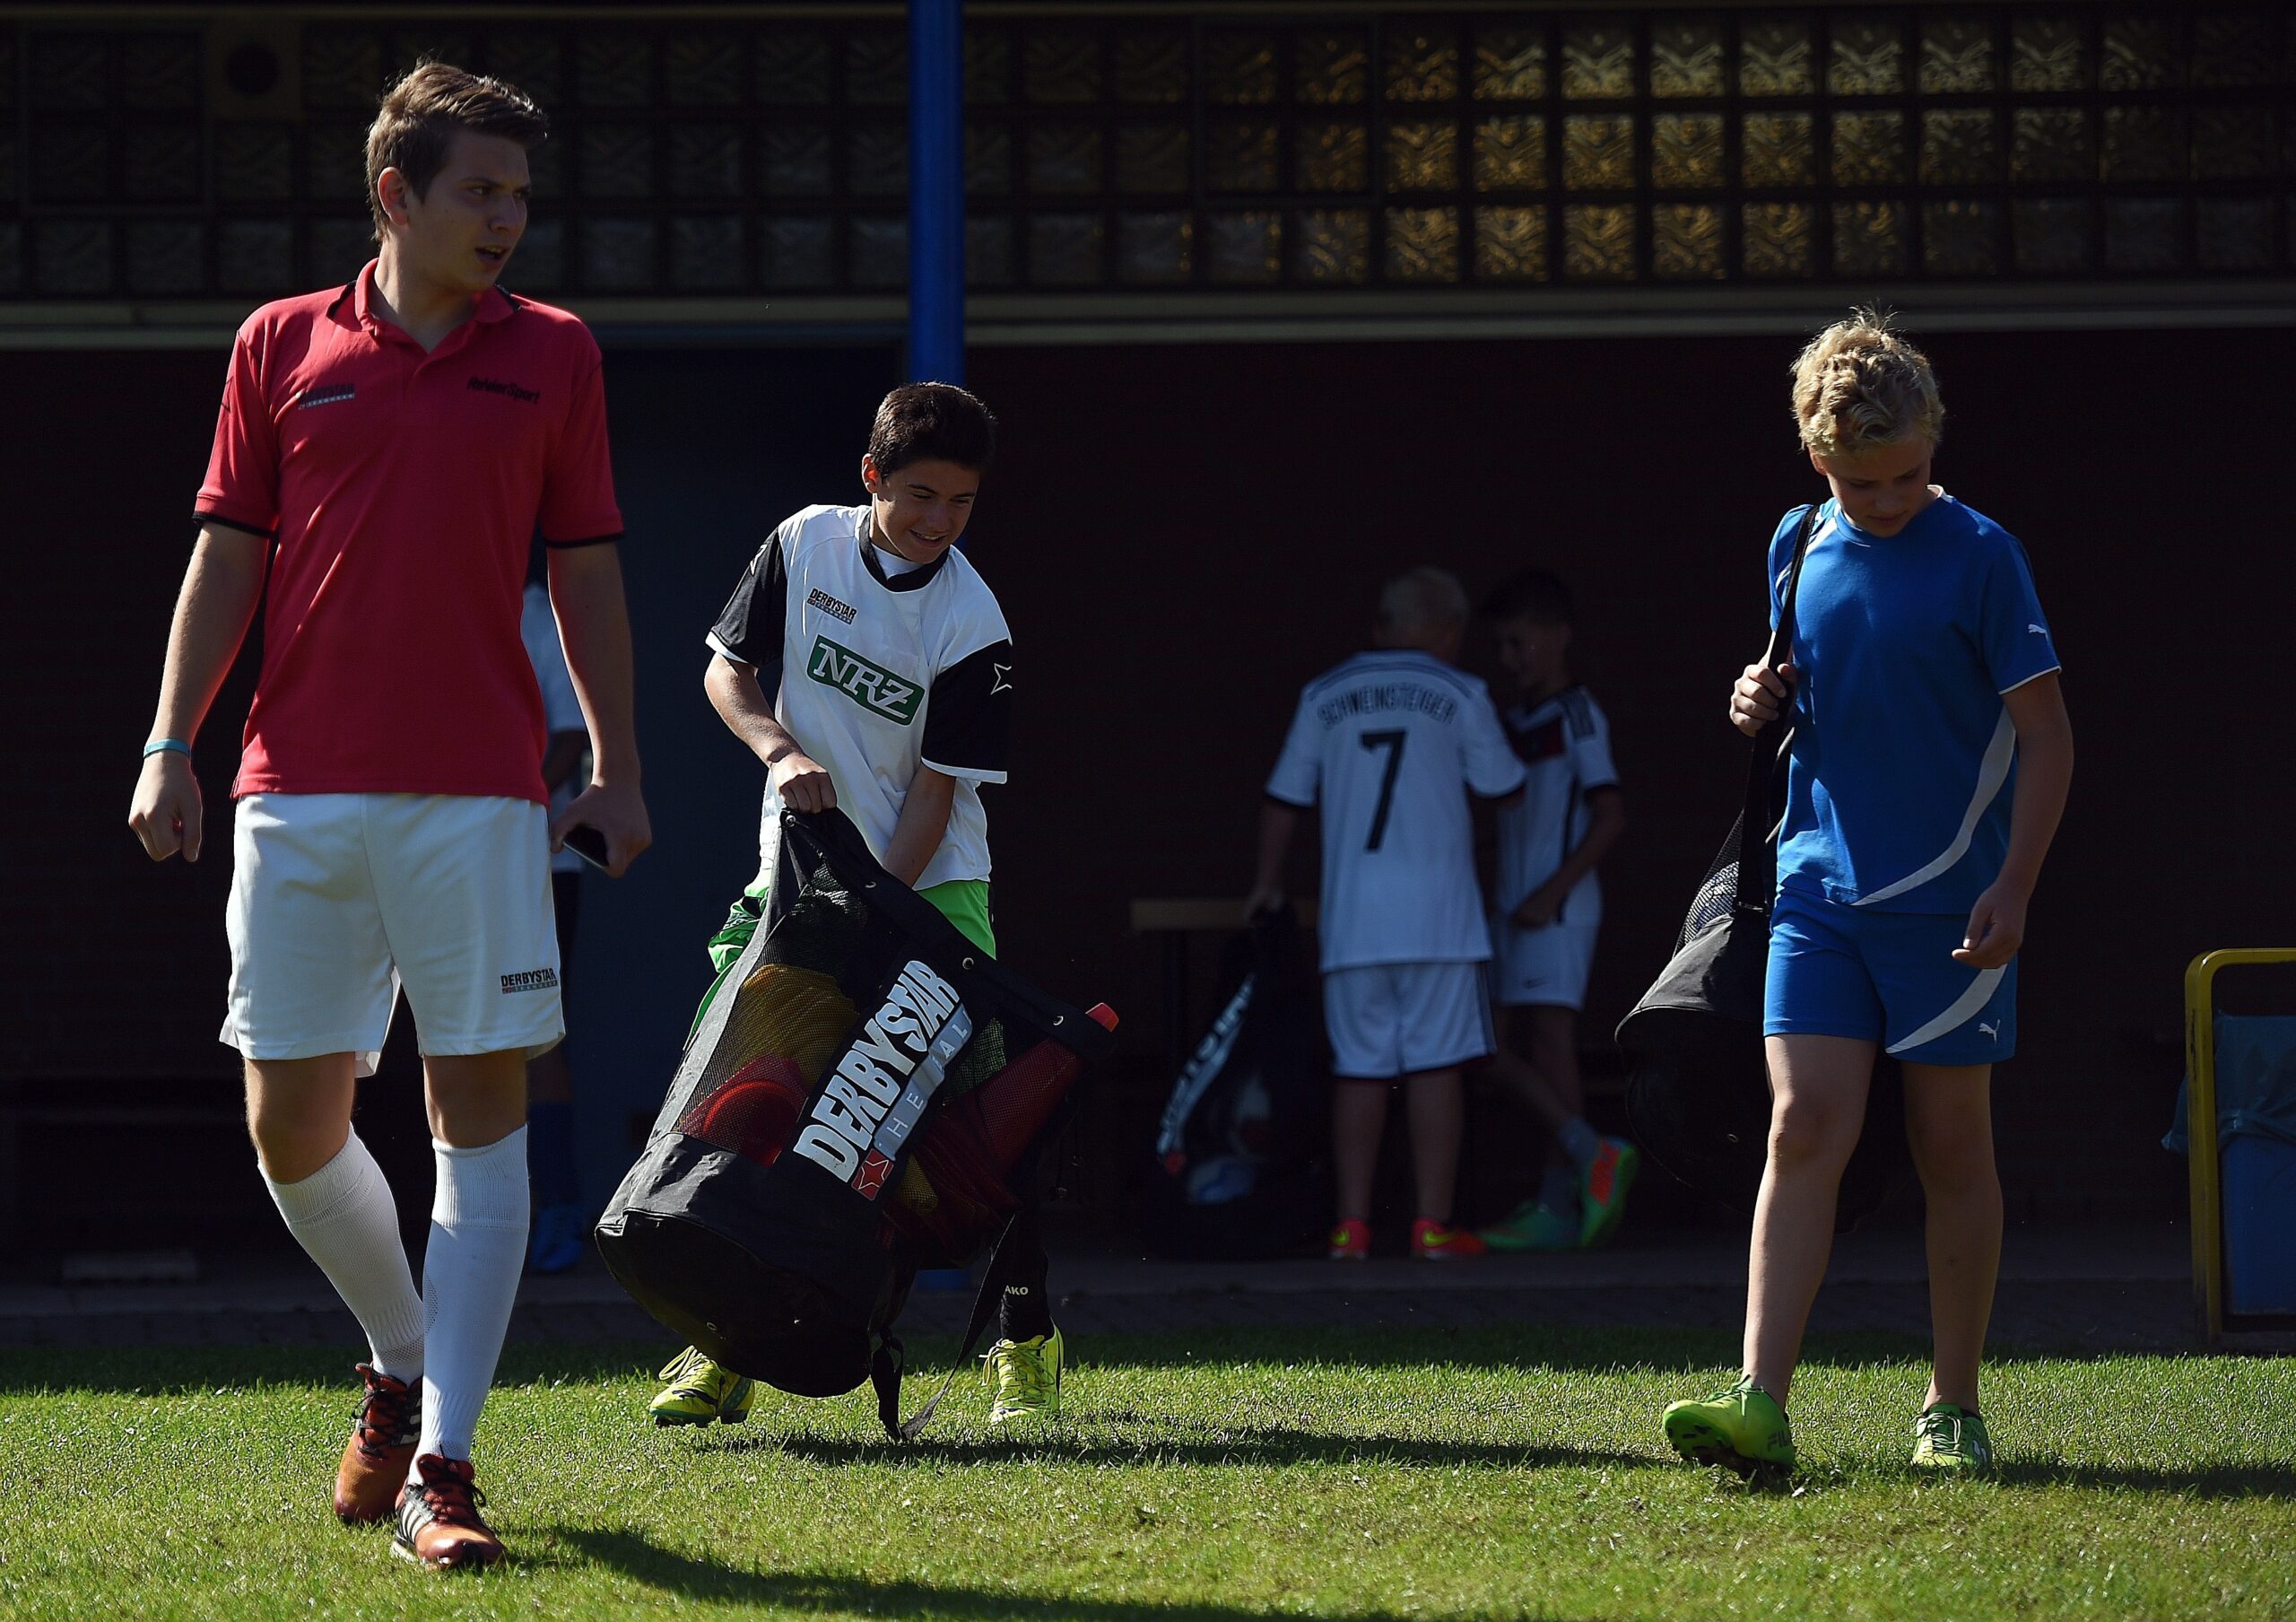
top-left (1791, 308), bottom-right (1944, 458)
top-left (1376, 567), bottom-right (1470, 642)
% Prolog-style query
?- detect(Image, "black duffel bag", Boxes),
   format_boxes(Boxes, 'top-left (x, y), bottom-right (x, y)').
top-left (596, 807), bottom-right (1117, 1438)
top-left (1617, 504), bottom-right (1911, 1227)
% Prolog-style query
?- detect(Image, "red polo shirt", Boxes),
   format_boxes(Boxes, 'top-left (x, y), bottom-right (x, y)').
top-left (196, 261), bottom-right (622, 804)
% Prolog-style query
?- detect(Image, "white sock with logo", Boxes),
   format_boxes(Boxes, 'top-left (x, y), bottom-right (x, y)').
top-left (261, 1130), bottom-right (425, 1383)
top-left (414, 1129), bottom-right (529, 1477)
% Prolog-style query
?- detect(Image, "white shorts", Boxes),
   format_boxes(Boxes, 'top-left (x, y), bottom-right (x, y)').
top-left (1490, 918), bottom-right (1601, 1010)
top-left (1322, 963), bottom-right (1494, 1080)
top-left (221, 793), bottom-right (561, 1077)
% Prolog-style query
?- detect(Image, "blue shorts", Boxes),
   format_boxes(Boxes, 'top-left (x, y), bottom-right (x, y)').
top-left (1764, 887), bottom-right (2016, 1066)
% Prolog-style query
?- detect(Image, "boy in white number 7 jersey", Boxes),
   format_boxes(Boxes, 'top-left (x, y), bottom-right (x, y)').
top-left (1248, 569), bottom-right (1527, 1261)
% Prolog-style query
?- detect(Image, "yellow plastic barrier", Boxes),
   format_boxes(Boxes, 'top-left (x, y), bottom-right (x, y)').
top-left (2182, 948), bottom-right (2296, 1347)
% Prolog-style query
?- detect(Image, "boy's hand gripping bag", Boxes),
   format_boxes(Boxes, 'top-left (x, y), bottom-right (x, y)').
top-left (596, 807), bottom-right (1116, 1434)
top-left (1616, 505), bottom-right (1911, 1228)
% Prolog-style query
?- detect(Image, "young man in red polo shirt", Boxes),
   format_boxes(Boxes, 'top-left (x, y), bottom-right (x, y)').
top-left (126, 64), bottom-right (648, 1571)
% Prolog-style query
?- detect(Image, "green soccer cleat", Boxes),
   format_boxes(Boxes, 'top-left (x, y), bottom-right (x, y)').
top-left (1478, 1199), bottom-right (1579, 1253)
top-left (1911, 1402), bottom-right (1993, 1475)
top-left (1578, 1138), bottom-right (1640, 1249)
top-left (984, 1328), bottom-right (1063, 1425)
top-left (1663, 1376), bottom-right (1796, 1475)
top-left (649, 1347), bottom-right (756, 1427)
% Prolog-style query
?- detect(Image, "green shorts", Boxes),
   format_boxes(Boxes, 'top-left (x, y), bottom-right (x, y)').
top-left (689, 878), bottom-right (996, 1040)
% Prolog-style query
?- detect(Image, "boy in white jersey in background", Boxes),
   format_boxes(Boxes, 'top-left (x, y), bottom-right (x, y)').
top-left (1472, 571), bottom-right (1639, 1254)
top-left (1248, 569), bottom-right (1526, 1261)
top-left (648, 383), bottom-right (1067, 1427)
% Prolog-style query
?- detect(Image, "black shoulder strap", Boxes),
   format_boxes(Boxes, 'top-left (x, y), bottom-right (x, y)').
top-left (870, 1214), bottom-right (1025, 1443)
top-left (1732, 503), bottom-right (1822, 914)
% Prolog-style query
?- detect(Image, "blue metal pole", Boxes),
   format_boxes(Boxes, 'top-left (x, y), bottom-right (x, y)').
top-left (907, 0), bottom-right (964, 384)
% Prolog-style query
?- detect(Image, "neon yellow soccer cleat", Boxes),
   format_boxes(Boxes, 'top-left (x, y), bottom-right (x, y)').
top-left (648, 1346), bottom-right (756, 1427)
top-left (1662, 1376), bottom-right (1796, 1475)
top-left (984, 1328), bottom-right (1064, 1425)
top-left (1910, 1402), bottom-right (1993, 1475)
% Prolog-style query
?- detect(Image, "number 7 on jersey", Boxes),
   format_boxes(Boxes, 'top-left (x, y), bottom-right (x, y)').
top-left (1359, 729), bottom-right (1407, 850)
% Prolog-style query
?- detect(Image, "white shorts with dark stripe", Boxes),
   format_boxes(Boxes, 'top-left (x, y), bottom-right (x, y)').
top-left (1322, 962), bottom-right (1494, 1080)
top-left (220, 792), bottom-right (562, 1077)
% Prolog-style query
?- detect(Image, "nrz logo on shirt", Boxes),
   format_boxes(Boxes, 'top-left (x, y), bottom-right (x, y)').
top-left (500, 968), bottom-right (560, 994)
top-left (806, 588), bottom-right (858, 624)
top-left (296, 383), bottom-right (356, 411)
top-left (467, 375), bottom-right (541, 404)
top-left (807, 633), bottom-right (920, 725)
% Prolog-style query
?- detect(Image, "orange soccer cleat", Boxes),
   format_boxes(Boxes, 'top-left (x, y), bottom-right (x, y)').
top-left (334, 1363), bottom-right (421, 1525)
top-left (1410, 1218), bottom-right (1486, 1260)
top-left (393, 1454), bottom-right (504, 1570)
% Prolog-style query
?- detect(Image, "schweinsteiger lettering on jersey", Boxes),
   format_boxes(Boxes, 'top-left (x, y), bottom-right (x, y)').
top-left (1317, 684), bottom-right (1459, 728)
top-left (792, 960), bottom-right (972, 1194)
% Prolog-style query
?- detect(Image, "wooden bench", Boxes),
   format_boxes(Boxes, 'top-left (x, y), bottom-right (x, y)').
top-left (1129, 898), bottom-right (1318, 1068)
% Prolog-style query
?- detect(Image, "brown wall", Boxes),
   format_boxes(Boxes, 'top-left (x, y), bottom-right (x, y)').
top-left (6, 322), bottom-right (2291, 1242)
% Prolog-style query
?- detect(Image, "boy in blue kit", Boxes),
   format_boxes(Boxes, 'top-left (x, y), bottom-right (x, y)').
top-left (1663, 312), bottom-right (2074, 1476)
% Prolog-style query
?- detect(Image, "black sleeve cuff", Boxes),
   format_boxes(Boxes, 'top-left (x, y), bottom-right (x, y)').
top-left (922, 640), bottom-right (1015, 777)
top-left (194, 509), bottom-right (275, 539)
top-left (544, 530), bottom-right (624, 550)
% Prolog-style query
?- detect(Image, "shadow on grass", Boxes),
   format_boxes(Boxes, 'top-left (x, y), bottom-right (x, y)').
top-left (0, 1328), bottom-right (1763, 1396)
top-left (1996, 1461), bottom-right (2296, 1500)
top-left (0, 1324), bottom-right (2225, 1398)
top-left (0, 1341), bottom-right (665, 1397)
top-left (535, 1527), bottom-right (1601, 1620)
top-left (715, 1418), bottom-right (1658, 1475)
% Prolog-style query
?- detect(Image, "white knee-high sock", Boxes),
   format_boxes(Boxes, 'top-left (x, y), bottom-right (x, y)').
top-left (416, 1129), bottom-right (529, 1472)
top-left (262, 1130), bottom-right (425, 1383)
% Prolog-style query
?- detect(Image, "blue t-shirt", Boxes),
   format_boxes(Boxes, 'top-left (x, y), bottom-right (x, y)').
top-left (1767, 493), bottom-right (2060, 915)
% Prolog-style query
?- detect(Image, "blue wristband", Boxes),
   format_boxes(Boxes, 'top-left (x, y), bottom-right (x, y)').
top-left (143, 738), bottom-right (193, 761)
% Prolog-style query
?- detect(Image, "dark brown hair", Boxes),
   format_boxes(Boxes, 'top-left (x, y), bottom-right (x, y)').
top-left (363, 62), bottom-right (547, 240)
top-left (1483, 568), bottom-right (1575, 628)
top-left (866, 383), bottom-right (998, 476)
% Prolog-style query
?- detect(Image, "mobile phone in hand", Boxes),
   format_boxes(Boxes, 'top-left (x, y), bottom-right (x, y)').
top-left (561, 824), bottom-right (612, 872)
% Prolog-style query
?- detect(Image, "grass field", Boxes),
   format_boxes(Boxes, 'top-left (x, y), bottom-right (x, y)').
top-left (4, 1326), bottom-right (2292, 1621)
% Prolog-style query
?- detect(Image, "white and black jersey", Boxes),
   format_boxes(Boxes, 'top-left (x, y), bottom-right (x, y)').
top-left (1265, 650), bottom-right (1526, 972)
top-left (1494, 685), bottom-right (1619, 926)
top-left (709, 503), bottom-right (1013, 893)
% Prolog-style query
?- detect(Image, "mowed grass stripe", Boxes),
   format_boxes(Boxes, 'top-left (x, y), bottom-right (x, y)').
top-left (3, 1329), bottom-right (2292, 1621)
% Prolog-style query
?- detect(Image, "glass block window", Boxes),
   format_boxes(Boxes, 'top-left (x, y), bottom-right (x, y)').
top-left (0, 6), bottom-right (2287, 302)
